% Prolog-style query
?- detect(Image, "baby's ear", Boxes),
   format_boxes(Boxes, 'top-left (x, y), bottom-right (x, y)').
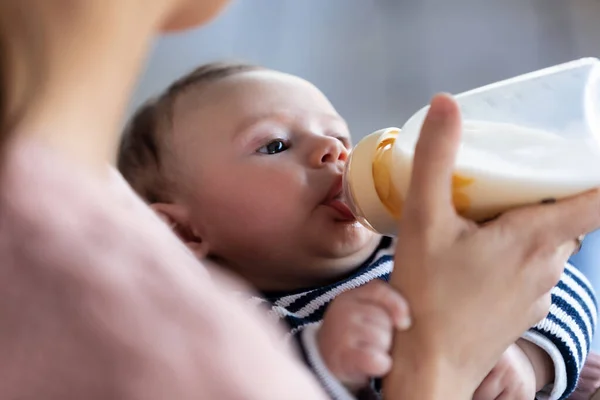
top-left (150, 203), bottom-right (210, 259)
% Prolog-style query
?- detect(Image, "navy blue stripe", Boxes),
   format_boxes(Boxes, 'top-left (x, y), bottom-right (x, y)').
top-left (292, 330), bottom-right (310, 364)
top-left (548, 313), bottom-right (584, 366)
top-left (564, 266), bottom-right (598, 311)
top-left (556, 280), bottom-right (595, 340)
top-left (284, 274), bottom-right (393, 333)
top-left (282, 254), bottom-right (393, 313)
top-left (262, 236), bottom-right (393, 306)
top-left (379, 272), bottom-right (391, 283)
top-left (277, 289), bottom-right (321, 314)
top-left (285, 257), bottom-right (392, 317)
top-left (557, 279), bottom-right (594, 325)
top-left (550, 293), bottom-right (591, 352)
top-left (286, 316), bottom-right (314, 331)
top-left (376, 235), bottom-right (394, 251)
top-left (287, 308), bottom-right (327, 330)
top-left (532, 324), bottom-right (580, 399)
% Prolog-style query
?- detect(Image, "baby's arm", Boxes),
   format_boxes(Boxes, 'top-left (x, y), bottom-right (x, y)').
top-left (474, 340), bottom-right (544, 399)
top-left (449, 262), bottom-right (596, 400)
top-left (296, 281), bottom-right (410, 399)
top-left (519, 338), bottom-right (556, 391)
top-left (521, 263), bottom-right (597, 399)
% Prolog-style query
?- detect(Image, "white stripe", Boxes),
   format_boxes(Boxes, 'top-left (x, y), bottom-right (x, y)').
top-left (288, 321), bottom-right (320, 337)
top-left (547, 303), bottom-right (589, 364)
top-left (244, 296), bottom-right (290, 326)
top-left (561, 272), bottom-right (598, 327)
top-left (566, 262), bottom-right (596, 294)
top-left (551, 286), bottom-right (594, 344)
top-left (269, 305), bottom-right (298, 320)
top-left (292, 260), bottom-right (393, 319)
top-left (565, 263), bottom-right (597, 316)
top-left (275, 290), bottom-right (313, 308)
top-left (535, 315), bottom-right (582, 370)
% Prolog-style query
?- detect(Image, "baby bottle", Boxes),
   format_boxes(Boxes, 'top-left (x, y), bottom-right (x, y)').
top-left (343, 58), bottom-right (600, 235)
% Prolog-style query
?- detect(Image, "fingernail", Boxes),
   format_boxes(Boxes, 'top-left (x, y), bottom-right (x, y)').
top-left (427, 93), bottom-right (455, 120)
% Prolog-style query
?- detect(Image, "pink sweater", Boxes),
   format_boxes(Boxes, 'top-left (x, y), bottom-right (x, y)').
top-left (0, 140), bottom-right (328, 399)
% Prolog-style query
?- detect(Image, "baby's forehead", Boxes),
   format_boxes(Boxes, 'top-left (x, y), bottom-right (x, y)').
top-left (180, 70), bottom-right (332, 108)
top-left (168, 79), bottom-right (242, 138)
top-left (171, 70), bottom-right (341, 137)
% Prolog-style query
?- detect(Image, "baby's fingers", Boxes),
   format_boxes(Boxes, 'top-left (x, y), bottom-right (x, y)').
top-left (342, 346), bottom-right (392, 381)
top-left (352, 280), bottom-right (412, 330)
top-left (472, 367), bottom-right (504, 400)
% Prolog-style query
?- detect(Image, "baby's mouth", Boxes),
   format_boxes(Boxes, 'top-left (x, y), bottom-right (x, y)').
top-left (322, 178), bottom-right (356, 221)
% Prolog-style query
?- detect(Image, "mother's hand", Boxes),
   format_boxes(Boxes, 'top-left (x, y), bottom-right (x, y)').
top-left (384, 94), bottom-right (600, 400)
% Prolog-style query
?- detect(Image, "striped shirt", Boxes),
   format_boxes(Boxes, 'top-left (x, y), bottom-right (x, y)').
top-left (251, 236), bottom-right (598, 400)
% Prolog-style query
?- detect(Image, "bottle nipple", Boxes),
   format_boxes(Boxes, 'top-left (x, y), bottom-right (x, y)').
top-left (343, 128), bottom-right (405, 235)
top-left (372, 129), bottom-right (402, 219)
top-left (344, 126), bottom-right (481, 235)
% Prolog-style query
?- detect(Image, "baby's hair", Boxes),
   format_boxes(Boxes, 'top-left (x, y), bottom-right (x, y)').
top-left (118, 61), bottom-right (264, 203)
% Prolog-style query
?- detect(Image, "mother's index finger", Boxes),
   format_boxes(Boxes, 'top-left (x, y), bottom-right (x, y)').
top-left (507, 188), bottom-right (600, 247)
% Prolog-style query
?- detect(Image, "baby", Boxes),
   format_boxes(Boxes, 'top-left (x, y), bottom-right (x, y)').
top-left (118, 62), bottom-right (597, 399)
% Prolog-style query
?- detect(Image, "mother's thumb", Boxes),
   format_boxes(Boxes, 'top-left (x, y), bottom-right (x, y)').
top-left (405, 94), bottom-right (463, 224)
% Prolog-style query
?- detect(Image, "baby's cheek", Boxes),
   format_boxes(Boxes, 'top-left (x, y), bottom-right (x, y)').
top-left (199, 197), bottom-right (298, 249)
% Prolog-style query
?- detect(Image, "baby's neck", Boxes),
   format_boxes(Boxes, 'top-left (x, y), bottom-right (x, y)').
top-left (248, 235), bottom-right (384, 293)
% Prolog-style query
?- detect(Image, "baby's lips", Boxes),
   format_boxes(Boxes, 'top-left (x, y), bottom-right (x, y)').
top-left (325, 198), bottom-right (356, 221)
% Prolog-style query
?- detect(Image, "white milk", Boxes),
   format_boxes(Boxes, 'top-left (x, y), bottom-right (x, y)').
top-left (343, 120), bottom-right (600, 235)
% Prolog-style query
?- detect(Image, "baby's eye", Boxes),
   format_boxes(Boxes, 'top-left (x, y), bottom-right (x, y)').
top-left (257, 139), bottom-right (290, 155)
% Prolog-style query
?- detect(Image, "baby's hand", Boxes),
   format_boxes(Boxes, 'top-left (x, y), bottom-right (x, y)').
top-left (473, 342), bottom-right (537, 400)
top-left (317, 280), bottom-right (411, 390)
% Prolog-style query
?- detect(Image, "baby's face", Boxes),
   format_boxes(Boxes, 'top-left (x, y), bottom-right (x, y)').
top-left (168, 70), bottom-right (380, 290)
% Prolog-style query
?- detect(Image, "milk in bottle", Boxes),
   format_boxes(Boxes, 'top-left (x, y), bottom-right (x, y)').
top-left (343, 58), bottom-right (600, 235)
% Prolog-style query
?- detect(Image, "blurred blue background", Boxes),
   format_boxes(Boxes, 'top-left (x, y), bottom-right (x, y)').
top-left (129, 0), bottom-right (600, 350)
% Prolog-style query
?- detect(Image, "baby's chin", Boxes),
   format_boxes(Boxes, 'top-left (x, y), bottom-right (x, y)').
top-left (330, 219), bottom-right (381, 251)
top-left (302, 239), bottom-right (382, 287)
top-left (310, 226), bottom-right (382, 270)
